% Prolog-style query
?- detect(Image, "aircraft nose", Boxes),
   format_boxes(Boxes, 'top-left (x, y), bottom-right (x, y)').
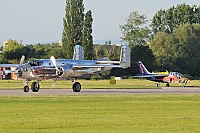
top-left (15, 67), bottom-right (22, 78)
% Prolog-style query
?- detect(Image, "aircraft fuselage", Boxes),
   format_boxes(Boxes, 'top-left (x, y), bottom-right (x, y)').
top-left (16, 59), bottom-right (111, 80)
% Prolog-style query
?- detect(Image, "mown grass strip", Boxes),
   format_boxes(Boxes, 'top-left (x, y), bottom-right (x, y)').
top-left (0, 94), bottom-right (200, 132)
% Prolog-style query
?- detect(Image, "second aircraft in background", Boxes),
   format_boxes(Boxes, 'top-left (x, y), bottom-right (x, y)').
top-left (132, 61), bottom-right (188, 87)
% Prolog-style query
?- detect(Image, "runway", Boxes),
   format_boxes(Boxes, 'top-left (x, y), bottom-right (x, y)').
top-left (0, 87), bottom-right (200, 96)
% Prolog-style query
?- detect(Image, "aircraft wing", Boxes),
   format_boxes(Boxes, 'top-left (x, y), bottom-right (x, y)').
top-left (72, 64), bottom-right (122, 69)
top-left (0, 64), bottom-right (19, 67)
top-left (96, 61), bottom-right (120, 64)
top-left (38, 64), bottom-right (122, 71)
top-left (132, 74), bottom-right (169, 78)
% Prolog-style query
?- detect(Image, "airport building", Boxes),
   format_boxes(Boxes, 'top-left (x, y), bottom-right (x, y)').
top-left (0, 67), bottom-right (8, 79)
top-left (0, 65), bottom-right (18, 80)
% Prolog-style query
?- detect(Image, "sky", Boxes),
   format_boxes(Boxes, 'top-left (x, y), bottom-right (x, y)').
top-left (0, 0), bottom-right (200, 44)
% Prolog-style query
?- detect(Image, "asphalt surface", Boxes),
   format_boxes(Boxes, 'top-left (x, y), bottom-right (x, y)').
top-left (0, 87), bottom-right (200, 96)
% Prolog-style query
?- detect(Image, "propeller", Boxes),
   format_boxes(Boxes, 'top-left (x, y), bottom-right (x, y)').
top-left (14, 55), bottom-right (25, 78)
top-left (50, 56), bottom-right (61, 87)
top-left (50, 56), bottom-right (60, 72)
top-left (20, 55), bottom-right (25, 65)
top-left (52, 80), bottom-right (56, 87)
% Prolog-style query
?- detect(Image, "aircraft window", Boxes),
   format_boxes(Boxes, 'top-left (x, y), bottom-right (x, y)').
top-left (29, 60), bottom-right (38, 66)
top-left (49, 63), bottom-right (51, 66)
top-left (38, 61), bottom-right (43, 66)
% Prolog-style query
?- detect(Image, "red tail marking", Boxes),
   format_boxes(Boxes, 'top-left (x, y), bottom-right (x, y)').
top-left (139, 64), bottom-right (144, 74)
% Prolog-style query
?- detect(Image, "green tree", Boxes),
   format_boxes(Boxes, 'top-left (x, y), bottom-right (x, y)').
top-left (120, 11), bottom-right (150, 48)
top-left (3, 39), bottom-right (23, 52)
top-left (131, 45), bottom-right (155, 75)
top-left (120, 11), bottom-right (154, 71)
top-left (174, 23), bottom-right (200, 77)
top-left (43, 43), bottom-right (64, 59)
top-left (25, 44), bottom-right (35, 59)
top-left (152, 3), bottom-right (200, 34)
top-left (150, 23), bottom-right (200, 77)
top-left (33, 43), bottom-right (45, 58)
top-left (62, 0), bottom-right (84, 59)
top-left (103, 45), bottom-right (121, 61)
top-left (82, 10), bottom-right (94, 60)
top-left (93, 45), bottom-right (104, 60)
top-left (150, 32), bottom-right (178, 68)
top-left (151, 9), bottom-right (166, 33)
top-left (2, 39), bottom-right (28, 63)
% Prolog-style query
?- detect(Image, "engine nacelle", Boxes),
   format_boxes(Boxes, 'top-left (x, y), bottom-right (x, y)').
top-left (57, 64), bottom-right (73, 78)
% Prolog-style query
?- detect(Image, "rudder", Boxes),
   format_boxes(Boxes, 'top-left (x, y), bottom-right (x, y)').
top-left (120, 45), bottom-right (130, 68)
top-left (73, 45), bottom-right (84, 60)
top-left (138, 61), bottom-right (151, 75)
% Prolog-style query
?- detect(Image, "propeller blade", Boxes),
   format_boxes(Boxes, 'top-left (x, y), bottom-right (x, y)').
top-left (20, 55), bottom-right (25, 65)
top-left (52, 80), bottom-right (56, 87)
top-left (50, 56), bottom-right (59, 72)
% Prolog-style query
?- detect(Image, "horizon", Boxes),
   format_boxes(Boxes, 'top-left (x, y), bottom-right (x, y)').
top-left (0, 38), bottom-right (122, 46)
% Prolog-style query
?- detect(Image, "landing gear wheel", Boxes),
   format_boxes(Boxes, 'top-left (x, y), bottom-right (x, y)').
top-left (155, 83), bottom-right (159, 87)
top-left (73, 82), bottom-right (81, 92)
top-left (24, 86), bottom-right (29, 92)
top-left (166, 83), bottom-right (170, 87)
top-left (31, 82), bottom-right (40, 92)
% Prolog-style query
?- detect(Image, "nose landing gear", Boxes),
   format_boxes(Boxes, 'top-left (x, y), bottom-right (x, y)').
top-left (24, 85), bottom-right (29, 92)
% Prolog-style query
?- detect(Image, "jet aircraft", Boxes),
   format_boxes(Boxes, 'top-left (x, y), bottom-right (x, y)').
top-left (133, 61), bottom-right (184, 87)
top-left (13, 45), bottom-right (130, 92)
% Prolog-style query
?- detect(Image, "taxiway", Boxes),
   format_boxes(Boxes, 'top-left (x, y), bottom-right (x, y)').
top-left (0, 87), bottom-right (199, 96)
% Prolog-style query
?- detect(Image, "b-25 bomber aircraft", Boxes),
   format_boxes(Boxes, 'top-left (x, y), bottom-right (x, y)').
top-left (14, 45), bottom-right (130, 92)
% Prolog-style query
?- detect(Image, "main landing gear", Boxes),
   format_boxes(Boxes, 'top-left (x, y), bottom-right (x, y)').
top-left (72, 82), bottom-right (81, 92)
top-left (155, 83), bottom-right (160, 87)
top-left (23, 81), bottom-right (40, 92)
top-left (166, 83), bottom-right (170, 87)
top-left (23, 80), bottom-right (81, 93)
top-left (155, 83), bottom-right (170, 87)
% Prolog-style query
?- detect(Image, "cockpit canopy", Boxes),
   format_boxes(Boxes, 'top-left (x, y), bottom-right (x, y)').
top-left (28, 60), bottom-right (43, 66)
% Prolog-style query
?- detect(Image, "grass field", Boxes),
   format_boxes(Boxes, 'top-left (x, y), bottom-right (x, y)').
top-left (0, 79), bottom-right (200, 132)
top-left (0, 95), bottom-right (200, 132)
top-left (0, 79), bottom-right (199, 90)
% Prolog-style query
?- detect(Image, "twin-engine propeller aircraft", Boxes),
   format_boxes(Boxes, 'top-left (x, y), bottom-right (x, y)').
top-left (15, 45), bottom-right (130, 92)
top-left (132, 61), bottom-right (185, 87)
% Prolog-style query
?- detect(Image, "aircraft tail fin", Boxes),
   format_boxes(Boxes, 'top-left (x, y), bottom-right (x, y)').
top-left (73, 45), bottom-right (84, 60)
top-left (138, 61), bottom-right (151, 75)
top-left (120, 45), bottom-right (131, 68)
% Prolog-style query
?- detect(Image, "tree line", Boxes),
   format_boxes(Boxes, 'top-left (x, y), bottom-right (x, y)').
top-left (0, 41), bottom-right (121, 63)
top-left (0, 2), bottom-right (200, 78)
